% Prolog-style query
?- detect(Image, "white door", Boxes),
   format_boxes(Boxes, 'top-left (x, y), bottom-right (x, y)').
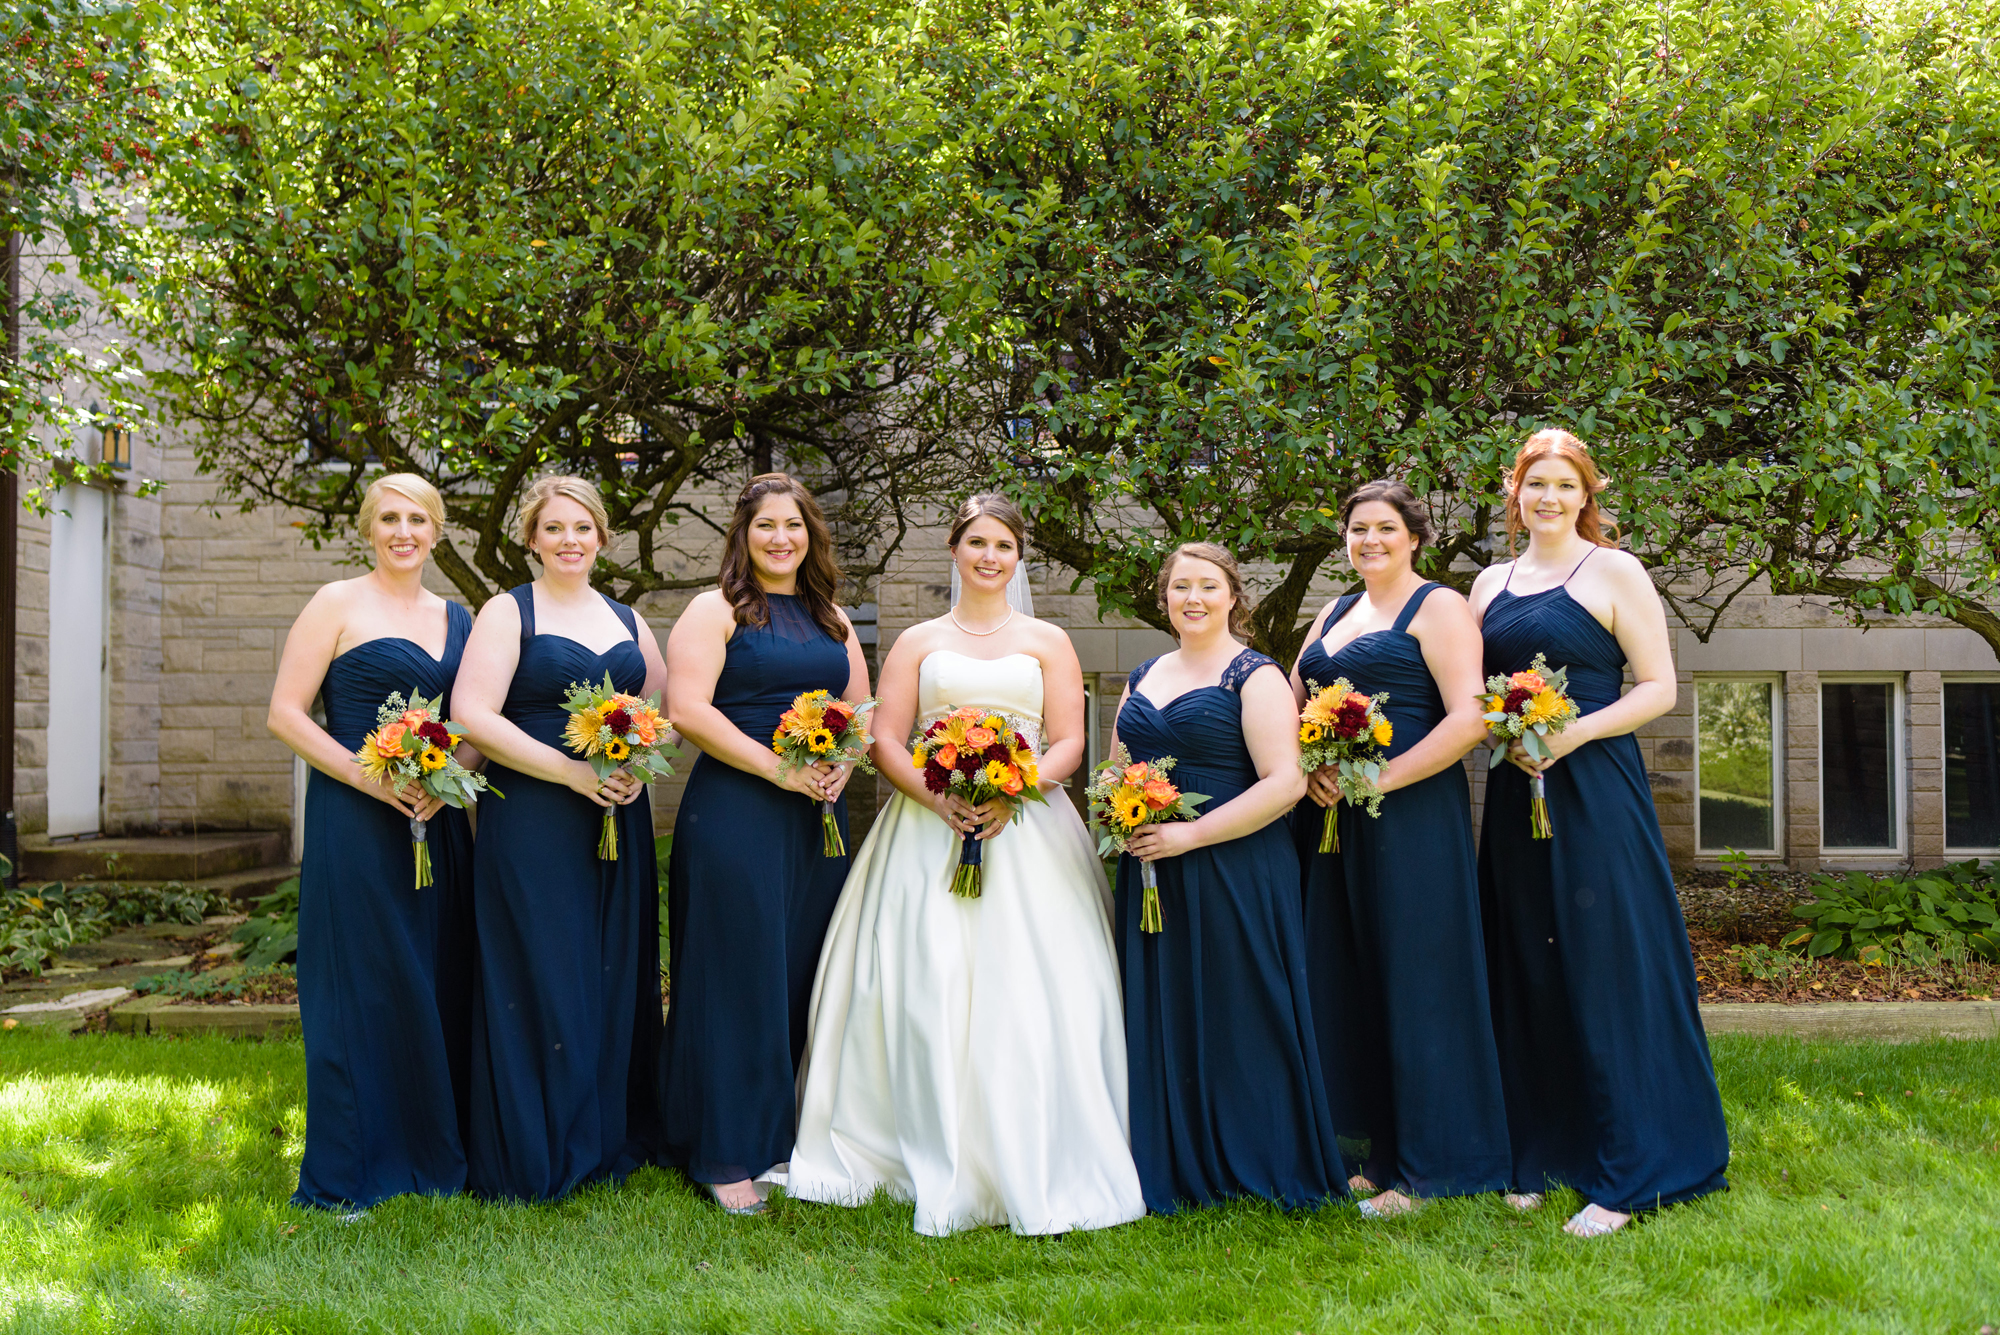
top-left (47, 484), bottom-right (109, 837)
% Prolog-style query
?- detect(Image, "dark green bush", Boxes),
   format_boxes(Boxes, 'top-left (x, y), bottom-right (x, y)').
top-left (1783, 861), bottom-right (2000, 964)
top-left (230, 879), bottom-right (300, 970)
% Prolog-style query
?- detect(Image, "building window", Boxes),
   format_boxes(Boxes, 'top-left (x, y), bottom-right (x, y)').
top-left (1695, 677), bottom-right (1781, 854)
top-left (1944, 677), bottom-right (2000, 853)
top-left (1820, 678), bottom-right (1902, 852)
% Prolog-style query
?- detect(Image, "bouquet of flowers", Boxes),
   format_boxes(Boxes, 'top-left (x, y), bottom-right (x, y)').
top-left (561, 672), bottom-right (678, 860)
top-left (1297, 679), bottom-right (1393, 853)
top-left (354, 690), bottom-right (498, 888)
top-left (1481, 653), bottom-right (1581, 839)
top-left (772, 689), bottom-right (880, 857)
top-left (912, 706), bottom-right (1047, 898)
top-left (1086, 744), bottom-right (1209, 934)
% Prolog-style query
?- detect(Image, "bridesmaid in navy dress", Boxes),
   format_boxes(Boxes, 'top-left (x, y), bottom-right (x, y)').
top-left (1289, 480), bottom-right (1511, 1217)
top-left (1113, 543), bottom-right (1343, 1213)
top-left (1470, 430), bottom-right (1729, 1237)
top-left (268, 473), bottom-right (476, 1212)
top-left (453, 475), bottom-right (668, 1202)
top-left (659, 474), bottom-right (869, 1215)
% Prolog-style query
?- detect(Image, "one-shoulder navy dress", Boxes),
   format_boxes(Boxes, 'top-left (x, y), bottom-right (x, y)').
top-left (465, 584), bottom-right (663, 1202)
top-left (1479, 559), bottom-right (1729, 1213)
top-left (660, 592), bottom-right (851, 1185)
top-left (1293, 583), bottom-right (1512, 1198)
top-left (294, 601), bottom-right (476, 1210)
top-left (1114, 650), bottom-right (1344, 1213)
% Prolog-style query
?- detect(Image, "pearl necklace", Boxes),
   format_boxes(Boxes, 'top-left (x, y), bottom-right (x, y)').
top-left (948, 606), bottom-right (1015, 637)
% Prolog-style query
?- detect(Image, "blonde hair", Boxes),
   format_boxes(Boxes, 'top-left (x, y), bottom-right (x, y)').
top-left (358, 472), bottom-right (445, 534)
top-left (517, 474), bottom-right (612, 553)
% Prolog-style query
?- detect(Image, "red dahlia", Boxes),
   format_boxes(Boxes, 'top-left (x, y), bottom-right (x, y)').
top-left (417, 720), bottom-right (452, 749)
top-left (823, 708), bottom-right (850, 735)
top-left (603, 707), bottom-right (633, 734)
top-left (1334, 700), bottom-right (1369, 739)
top-left (923, 764), bottom-right (950, 794)
top-left (984, 742), bottom-right (1010, 763)
top-left (1502, 687), bottom-right (1532, 715)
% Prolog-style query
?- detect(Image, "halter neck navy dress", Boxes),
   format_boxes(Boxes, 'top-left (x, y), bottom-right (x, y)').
top-left (660, 592), bottom-right (851, 1185)
top-left (1293, 584), bottom-right (1511, 1198)
top-left (465, 584), bottom-right (663, 1202)
top-left (1479, 557), bottom-right (1729, 1213)
top-left (294, 602), bottom-right (476, 1210)
top-left (1114, 650), bottom-right (1343, 1213)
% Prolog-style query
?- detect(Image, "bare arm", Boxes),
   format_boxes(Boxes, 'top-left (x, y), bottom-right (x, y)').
top-left (1129, 665), bottom-right (1306, 860)
top-left (267, 584), bottom-right (438, 820)
top-left (1033, 625), bottom-right (1088, 787)
top-left (1379, 591), bottom-right (1490, 792)
top-left (452, 593), bottom-right (619, 806)
top-left (819, 610), bottom-right (876, 803)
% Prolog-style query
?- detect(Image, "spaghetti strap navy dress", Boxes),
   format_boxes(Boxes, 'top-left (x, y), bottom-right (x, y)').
top-left (1114, 650), bottom-right (1343, 1213)
top-left (659, 592), bottom-right (851, 1185)
top-left (1293, 583), bottom-right (1511, 1198)
top-left (294, 602), bottom-right (476, 1210)
top-left (1479, 558), bottom-right (1729, 1213)
top-left (465, 584), bottom-right (663, 1202)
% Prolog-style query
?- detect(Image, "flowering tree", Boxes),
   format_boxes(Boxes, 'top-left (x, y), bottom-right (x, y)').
top-left (939, 0), bottom-right (2000, 664)
top-left (118, 0), bottom-right (963, 602)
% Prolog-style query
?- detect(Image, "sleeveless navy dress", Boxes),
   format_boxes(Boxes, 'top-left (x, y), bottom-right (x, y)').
top-left (294, 602), bottom-right (476, 1210)
top-left (1479, 560), bottom-right (1729, 1212)
top-left (1114, 650), bottom-right (1343, 1213)
top-left (1293, 584), bottom-right (1511, 1198)
top-left (464, 585), bottom-right (663, 1202)
top-left (659, 592), bottom-right (851, 1185)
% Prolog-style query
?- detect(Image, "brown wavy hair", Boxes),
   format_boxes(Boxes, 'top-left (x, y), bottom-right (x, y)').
top-left (718, 473), bottom-right (846, 641)
top-left (1504, 429), bottom-right (1620, 551)
top-left (948, 492), bottom-right (1028, 549)
top-left (1339, 479), bottom-right (1435, 559)
top-left (1156, 542), bottom-right (1254, 639)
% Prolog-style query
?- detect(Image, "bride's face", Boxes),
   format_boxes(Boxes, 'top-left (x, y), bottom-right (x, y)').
top-left (1164, 557), bottom-right (1234, 639)
top-left (952, 517), bottom-right (1020, 595)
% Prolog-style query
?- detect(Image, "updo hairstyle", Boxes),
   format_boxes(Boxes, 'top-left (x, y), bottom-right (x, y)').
top-left (1155, 541), bottom-right (1254, 639)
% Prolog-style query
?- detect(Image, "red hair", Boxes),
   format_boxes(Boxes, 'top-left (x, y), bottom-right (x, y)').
top-left (1504, 429), bottom-right (1620, 552)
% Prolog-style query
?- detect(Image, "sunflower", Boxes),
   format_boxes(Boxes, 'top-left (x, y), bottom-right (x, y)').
top-left (1114, 791), bottom-right (1149, 827)
top-left (984, 759), bottom-right (1010, 786)
top-left (1299, 720), bottom-right (1324, 744)
top-left (1371, 720), bottom-right (1393, 747)
top-left (981, 714), bottom-right (1006, 732)
top-left (420, 745), bottom-right (449, 771)
top-left (807, 727), bottom-right (836, 754)
top-left (605, 738), bottom-right (632, 761)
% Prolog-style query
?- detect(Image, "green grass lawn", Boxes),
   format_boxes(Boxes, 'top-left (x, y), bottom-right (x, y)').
top-left (1, 1032), bottom-right (1996, 1333)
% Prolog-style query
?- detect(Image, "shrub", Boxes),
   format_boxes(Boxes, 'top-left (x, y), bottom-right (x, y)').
top-left (1, 881), bottom-right (231, 976)
top-left (230, 879), bottom-right (300, 970)
top-left (1783, 861), bottom-right (2000, 964)
top-left (1725, 943), bottom-right (1802, 985)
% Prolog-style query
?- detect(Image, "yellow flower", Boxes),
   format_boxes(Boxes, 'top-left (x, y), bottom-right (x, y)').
top-left (1011, 748), bottom-right (1035, 770)
top-left (1114, 791), bottom-right (1149, 826)
top-left (791, 690), bottom-right (828, 725)
top-left (984, 759), bottom-right (1010, 786)
top-left (807, 728), bottom-right (836, 754)
top-left (1525, 688), bottom-right (1565, 725)
top-left (420, 746), bottom-right (449, 771)
top-left (1371, 720), bottom-right (1393, 747)
top-left (1299, 720), bottom-right (1324, 744)
top-left (605, 738), bottom-right (631, 761)
top-left (564, 708), bottom-right (605, 755)
top-left (912, 745), bottom-right (929, 769)
top-left (981, 714), bottom-right (1006, 732)
top-left (357, 740), bottom-right (393, 782)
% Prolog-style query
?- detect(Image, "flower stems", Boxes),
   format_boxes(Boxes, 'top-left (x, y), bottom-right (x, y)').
top-left (598, 808), bottom-right (618, 861)
top-left (821, 800), bottom-right (845, 858)
top-left (1139, 859), bottom-right (1163, 934)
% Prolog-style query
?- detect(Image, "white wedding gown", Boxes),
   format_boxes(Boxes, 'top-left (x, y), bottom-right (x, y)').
top-left (787, 650), bottom-right (1146, 1235)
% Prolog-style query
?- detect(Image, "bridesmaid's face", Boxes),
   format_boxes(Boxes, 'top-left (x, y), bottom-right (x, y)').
top-left (1164, 558), bottom-right (1233, 639)
top-left (1346, 501), bottom-right (1416, 579)
top-left (371, 489), bottom-right (435, 575)
top-left (1514, 456), bottom-right (1588, 539)
top-left (531, 496), bottom-right (602, 576)
top-left (747, 494), bottom-right (808, 585)
top-left (952, 517), bottom-right (1020, 594)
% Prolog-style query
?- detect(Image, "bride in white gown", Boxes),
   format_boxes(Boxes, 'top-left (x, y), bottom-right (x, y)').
top-left (788, 494), bottom-right (1145, 1236)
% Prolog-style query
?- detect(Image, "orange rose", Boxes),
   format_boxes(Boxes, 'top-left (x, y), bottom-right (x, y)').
top-left (1511, 670), bottom-right (1548, 694)
top-left (1122, 763), bottom-right (1150, 788)
top-left (953, 705), bottom-right (984, 721)
top-left (399, 709), bottom-right (427, 729)
top-left (999, 766), bottom-right (1026, 796)
top-left (935, 742), bottom-right (959, 770)
top-left (1345, 692), bottom-right (1371, 709)
top-left (635, 715), bottom-right (659, 746)
top-left (373, 721), bottom-right (409, 757)
top-left (1142, 778), bottom-right (1177, 811)
top-left (966, 726), bottom-right (997, 748)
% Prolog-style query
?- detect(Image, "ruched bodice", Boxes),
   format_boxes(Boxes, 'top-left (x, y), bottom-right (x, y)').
top-left (321, 609), bottom-right (472, 748)
top-left (1116, 650), bottom-right (1272, 799)
top-left (712, 593), bottom-right (854, 737)
top-left (1481, 588), bottom-right (1627, 709)
top-left (1295, 586), bottom-right (1445, 759)
top-left (500, 597), bottom-right (646, 748)
top-left (293, 598), bottom-right (474, 1211)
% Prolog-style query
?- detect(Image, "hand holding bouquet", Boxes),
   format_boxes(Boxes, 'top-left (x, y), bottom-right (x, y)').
top-left (355, 690), bottom-right (498, 888)
top-left (562, 672), bottom-right (678, 860)
top-left (772, 689), bottom-right (880, 856)
top-left (1086, 744), bottom-right (1209, 934)
top-left (1297, 679), bottom-right (1393, 853)
top-left (913, 706), bottom-right (1047, 898)
top-left (1481, 653), bottom-right (1580, 839)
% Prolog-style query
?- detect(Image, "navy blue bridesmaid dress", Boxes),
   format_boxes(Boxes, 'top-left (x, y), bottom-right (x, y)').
top-left (1114, 650), bottom-right (1344, 1213)
top-left (465, 584), bottom-right (662, 1202)
top-left (294, 601), bottom-right (475, 1210)
top-left (659, 592), bottom-right (851, 1185)
top-left (1479, 556), bottom-right (1729, 1212)
top-left (1293, 584), bottom-right (1513, 1198)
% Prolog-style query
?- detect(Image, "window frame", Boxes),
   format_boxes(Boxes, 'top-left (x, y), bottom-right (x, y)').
top-left (1692, 672), bottom-right (1786, 858)
top-left (1817, 672), bottom-right (1907, 858)
top-left (1942, 671), bottom-right (2000, 858)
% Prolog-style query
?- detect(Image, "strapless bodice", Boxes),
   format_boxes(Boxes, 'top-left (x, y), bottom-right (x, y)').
top-left (916, 651), bottom-right (1045, 748)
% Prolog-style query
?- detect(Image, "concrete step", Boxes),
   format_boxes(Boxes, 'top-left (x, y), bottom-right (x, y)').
top-left (18, 866), bottom-right (299, 904)
top-left (18, 832), bottom-right (288, 884)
